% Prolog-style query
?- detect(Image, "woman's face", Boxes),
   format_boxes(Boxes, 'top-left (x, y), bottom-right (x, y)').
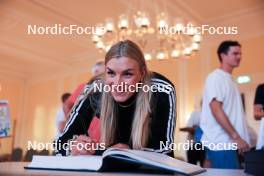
top-left (105, 57), bottom-right (143, 103)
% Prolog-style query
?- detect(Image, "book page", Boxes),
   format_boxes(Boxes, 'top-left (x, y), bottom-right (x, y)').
top-left (104, 148), bottom-right (205, 175)
top-left (27, 155), bottom-right (103, 171)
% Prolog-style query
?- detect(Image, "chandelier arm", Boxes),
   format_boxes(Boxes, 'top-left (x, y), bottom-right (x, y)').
top-left (161, 0), bottom-right (169, 18)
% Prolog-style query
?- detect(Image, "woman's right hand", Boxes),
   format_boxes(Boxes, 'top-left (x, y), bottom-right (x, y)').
top-left (71, 135), bottom-right (96, 156)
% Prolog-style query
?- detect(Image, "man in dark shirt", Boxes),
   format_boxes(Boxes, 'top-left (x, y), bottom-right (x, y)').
top-left (254, 83), bottom-right (264, 149)
top-left (254, 83), bottom-right (264, 120)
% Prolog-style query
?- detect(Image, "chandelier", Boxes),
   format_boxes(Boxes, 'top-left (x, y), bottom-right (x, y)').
top-left (91, 4), bottom-right (202, 60)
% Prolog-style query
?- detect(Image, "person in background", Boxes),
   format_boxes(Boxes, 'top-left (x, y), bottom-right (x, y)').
top-left (55, 40), bottom-right (176, 157)
top-left (200, 40), bottom-right (250, 169)
top-left (254, 83), bottom-right (264, 150)
top-left (64, 61), bottom-right (105, 118)
top-left (55, 93), bottom-right (71, 139)
top-left (180, 101), bottom-right (205, 166)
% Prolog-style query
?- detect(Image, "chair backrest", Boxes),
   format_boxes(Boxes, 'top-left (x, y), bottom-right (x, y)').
top-left (38, 149), bottom-right (49, 156)
top-left (24, 148), bottom-right (37, 162)
top-left (11, 148), bottom-right (23, 161)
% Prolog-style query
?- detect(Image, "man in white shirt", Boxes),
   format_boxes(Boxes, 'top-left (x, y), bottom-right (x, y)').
top-left (187, 110), bottom-right (205, 166)
top-left (200, 40), bottom-right (250, 169)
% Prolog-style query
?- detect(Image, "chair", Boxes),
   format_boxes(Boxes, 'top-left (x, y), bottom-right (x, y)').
top-left (24, 148), bottom-right (37, 162)
top-left (11, 148), bottom-right (23, 161)
top-left (38, 149), bottom-right (49, 156)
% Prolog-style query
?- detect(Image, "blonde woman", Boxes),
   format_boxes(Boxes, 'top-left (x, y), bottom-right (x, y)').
top-left (56, 40), bottom-right (176, 157)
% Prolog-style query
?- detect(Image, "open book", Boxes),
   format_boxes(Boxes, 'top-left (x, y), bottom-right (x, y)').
top-left (25, 148), bottom-right (206, 175)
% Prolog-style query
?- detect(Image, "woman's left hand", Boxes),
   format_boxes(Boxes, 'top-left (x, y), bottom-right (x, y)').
top-left (110, 143), bottom-right (130, 149)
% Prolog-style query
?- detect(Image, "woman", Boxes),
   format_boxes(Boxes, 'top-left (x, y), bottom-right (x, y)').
top-left (55, 40), bottom-right (176, 156)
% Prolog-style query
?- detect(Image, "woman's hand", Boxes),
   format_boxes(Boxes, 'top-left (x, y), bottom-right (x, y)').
top-left (110, 143), bottom-right (130, 149)
top-left (71, 135), bottom-right (96, 156)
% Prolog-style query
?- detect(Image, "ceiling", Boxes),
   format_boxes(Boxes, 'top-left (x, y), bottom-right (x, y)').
top-left (0, 0), bottom-right (263, 80)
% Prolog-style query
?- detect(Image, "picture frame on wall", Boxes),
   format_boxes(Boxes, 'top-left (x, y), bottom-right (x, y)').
top-left (0, 100), bottom-right (11, 138)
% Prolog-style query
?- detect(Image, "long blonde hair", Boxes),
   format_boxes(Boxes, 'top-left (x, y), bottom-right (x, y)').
top-left (100, 40), bottom-right (152, 149)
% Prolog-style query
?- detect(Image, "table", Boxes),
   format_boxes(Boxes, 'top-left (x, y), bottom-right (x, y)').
top-left (0, 162), bottom-right (251, 176)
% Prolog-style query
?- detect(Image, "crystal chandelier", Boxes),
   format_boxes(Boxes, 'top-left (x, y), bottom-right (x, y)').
top-left (91, 4), bottom-right (201, 60)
